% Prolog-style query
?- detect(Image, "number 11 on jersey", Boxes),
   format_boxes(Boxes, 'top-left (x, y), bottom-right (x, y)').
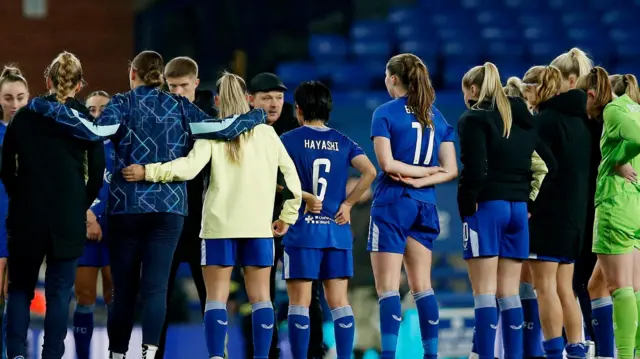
top-left (412, 122), bottom-right (435, 165)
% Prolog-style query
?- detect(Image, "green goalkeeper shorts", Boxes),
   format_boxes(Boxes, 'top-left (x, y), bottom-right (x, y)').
top-left (593, 193), bottom-right (640, 255)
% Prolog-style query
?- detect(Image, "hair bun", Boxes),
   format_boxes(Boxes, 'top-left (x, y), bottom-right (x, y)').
top-left (143, 69), bottom-right (163, 84)
top-left (1, 66), bottom-right (22, 78)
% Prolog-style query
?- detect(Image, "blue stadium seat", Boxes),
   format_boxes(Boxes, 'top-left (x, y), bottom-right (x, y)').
top-left (328, 63), bottom-right (370, 91)
top-left (588, 0), bottom-right (630, 10)
top-left (431, 11), bottom-right (476, 28)
top-left (443, 62), bottom-right (474, 90)
top-left (494, 61), bottom-right (530, 82)
top-left (567, 25), bottom-right (608, 42)
top-left (398, 40), bottom-right (439, 74)
top-left (388, 7), bottom-right (418, 24)
top-left (615, 44), bottom-right (640, 62)
top-left (529, 41), bottom-right (568, 64)
top-left (350, 20), bottom-right (391, 42)
top-left (419, 0), bottom-right (459, 10)
top-left (441, 40), bottom-right (483, 63)
top-left (602, 9), bottom-right (640, 27)
top-left (481, 26), bottom-right (521, 41)
top-left (359, 60), bottom-right (387, 87)
top-left (609, 27), bottom-right (640, 43)
top-left (503, 0), bottom-right (546, 10)
top-left (517, 13), bottom-right (558, 28)
top-left (351, 40), bottom-right (392, 62)
top-left (437, 26), bottom-right (481, 42)
top-left (476, 10), bottom-right (516, 27)
top-left (394, 22), bottom-right (435, 43)
top-left (561, 12), bottom-right (599, 27)
top-left (308, 35), bottom-right (348, 63)
top-left (461, 0), bottom-right (502, 9)
top-left (547, 0), bottom-right (584, 9)
top-left (486, 40), bottom-right (526, 62)
top-left (275, 62), bottom-right (319, 89)
top-left (612, 63), bottom-right (640, 76)
top-left (522, 25), bottom-right (563, 41)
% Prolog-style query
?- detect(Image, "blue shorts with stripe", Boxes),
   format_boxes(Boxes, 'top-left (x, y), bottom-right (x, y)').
top-left (282, 246), bottom-right (353, 280)
top-left (528, 253), bottom-right (575, 264)
top-left (367, 196), bottom-right (440, 254)
top-left (78, 240), bottom-right (110, 267)
top-left (462, 200), bottom-right (529, 260)
top-left (200, 238), bottom-right (274, 267)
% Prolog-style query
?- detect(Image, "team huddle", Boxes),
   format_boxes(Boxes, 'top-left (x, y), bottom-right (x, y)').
top-left (0, 45), bottom-right (638, 359)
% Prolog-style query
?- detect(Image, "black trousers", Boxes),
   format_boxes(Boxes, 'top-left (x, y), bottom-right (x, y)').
top-left (157, 231), bottom-right (207, 359)
top-left (243, 240), bottom-right (325, 359)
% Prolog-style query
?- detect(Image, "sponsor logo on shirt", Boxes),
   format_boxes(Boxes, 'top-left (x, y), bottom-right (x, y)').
top-left (304, 215), bottom-right (334, 225)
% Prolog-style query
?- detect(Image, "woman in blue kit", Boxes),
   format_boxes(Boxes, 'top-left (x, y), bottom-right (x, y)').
top-left (368, 53), bottom-right (458, 359)
top-left (280, 81), bottom-right (377, 359)
top-left (458, 62), bottom-right (556, 359)
top-left (0, 66), bottom-right (29, 356)
top-left (73, 91), bottom-right (114, 359)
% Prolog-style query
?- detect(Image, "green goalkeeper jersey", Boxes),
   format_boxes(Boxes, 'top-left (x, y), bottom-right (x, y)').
top-left (595, 95), bottom-right (640, 206)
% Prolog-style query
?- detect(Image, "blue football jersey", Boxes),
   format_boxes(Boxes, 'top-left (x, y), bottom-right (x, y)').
top-left (370, 97), bottom-right (455, 206)
top-left (280, 126), bottom-right (364, 249)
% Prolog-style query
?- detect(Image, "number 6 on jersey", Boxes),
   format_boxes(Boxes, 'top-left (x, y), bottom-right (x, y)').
top-left (312, 158), bottom-right (331, 201)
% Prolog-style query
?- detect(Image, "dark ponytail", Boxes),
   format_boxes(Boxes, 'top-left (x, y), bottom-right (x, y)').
top-left (131, 51), bottom-right (164, 87)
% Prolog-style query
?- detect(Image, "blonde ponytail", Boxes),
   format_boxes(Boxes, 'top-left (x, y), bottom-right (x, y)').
top-left (531, 66), bottom-right (562, 108)
top-left (551, 47), bottom-right (593, 79)
top-left (504, 77), bottom-right (524, 98)
top-left (462, 62), bottom-right (512, 137)
top-left (216, 71), bottom-right (251, 163)
top-left (611, 74), bottom-right (640, 104)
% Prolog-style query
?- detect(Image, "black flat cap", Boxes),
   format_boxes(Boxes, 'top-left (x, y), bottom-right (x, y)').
top-left (249, 72), bottom-right (287, 93)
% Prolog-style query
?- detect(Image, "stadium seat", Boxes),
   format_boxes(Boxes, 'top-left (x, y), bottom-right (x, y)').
top-left (275, 62), bottom-right (319, 89)
top-left (398, 40), bottom-right (439, 74)
top-left (517, 13), bottom-right (558, 28)
top-left (601, 9), bottom-right (640, 27)
top-left (431, 11), bottom-right (475, 28)
top-left (486, 40), bottom-right (526, 62)
top-left (476, 10), bottom-right (516, 27)
top-left (441, 40), bottom-right (483, 63)
top-left (308, 35), bottom-right (348, 63)
top-left (529, 41), bottom-right (568, 64)
top-left (443, 62), bottom-right (474, 90)
top-left (418, 0), bottom-right (458, 10)
top-left (615, 44), bottom-right (640, 62)
top-left (609, 27), bottom-right (640, 43)
top-left (547, 0), bottom-right (584, 9)
top-left (461, 0), bottom-right (502, 10)
top-left (394, 22), bottom-right (435, 43)
top-left (522, 24), bottom-right (563, 41)
top-left (481, 25), bottom-right (521, 41)
top-left (387, 6), bottom-right (422, 25)
top-left (561, 11), bottom-right (599, 27)
top-left (503, 0), bottom-right (546, 10)
top-left (351, 40), bottom-right (392, 62)
top-left (328, 63), bottom-right (371, 91)
top-left (494, 61), bottom-right (530, 82)
top-left (350, 20), bottom-right (391, 42)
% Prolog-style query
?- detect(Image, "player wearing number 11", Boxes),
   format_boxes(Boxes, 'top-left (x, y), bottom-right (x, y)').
top-left (369, 53), bottom-right (459, 359)
top-left (280, 81), bottom-right (377, 359)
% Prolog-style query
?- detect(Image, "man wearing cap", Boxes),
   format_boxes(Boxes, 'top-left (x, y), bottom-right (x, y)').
top-left (238, 73), bottom-right (326, 359)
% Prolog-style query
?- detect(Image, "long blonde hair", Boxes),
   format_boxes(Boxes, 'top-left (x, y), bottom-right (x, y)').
top-left (550, 47), bottom-right (593, 80)
top-left (610, 74), bottom-right (640, 103)
top-left (216, 71), bottom-right (251, 163)
top-left (462, 62), bottom-right (512, 137)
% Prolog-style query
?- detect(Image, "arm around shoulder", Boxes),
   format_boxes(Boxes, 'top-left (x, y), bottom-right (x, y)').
top-left (145, 139), bottom-right (211, 183)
